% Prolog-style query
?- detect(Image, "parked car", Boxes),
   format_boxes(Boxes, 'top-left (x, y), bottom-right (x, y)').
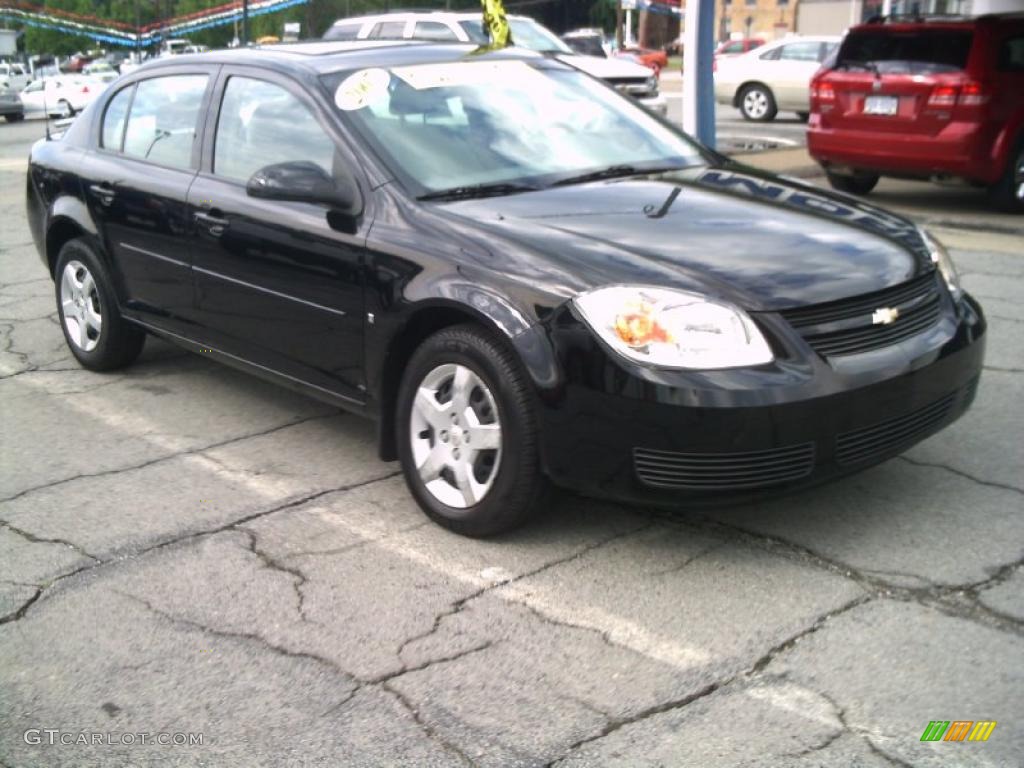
top-left (26, 43), bottom-right (985, 535)
top-left (808, 14), bottom-right (1024, 212)
top-left (715, 38), bottom-right (765, 59)
top-left (0, 61), bottom-right (31, 91)
top-left (20, 77), bottom-right (100, 117)
top-left (323, 12), bottom-right (667, 115)
top-left (0, 84), bottom-right (24, 122)
top-left (615, 46), bottom-right (668, 75)
top-left (64, 53), bottom-right (98, 73)
top-left (715, 35), bottom-right (841, 121)
top-left (82, 60), bottom-right (119, 84)
top-left (561, 29), bottom-right (609, 58)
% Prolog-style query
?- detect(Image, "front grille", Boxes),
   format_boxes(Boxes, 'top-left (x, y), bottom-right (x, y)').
top-left (634, 443), bottom-right (816, 490)
top-left (608, 77), bottom-right (657, 98)
top-left (780, 272), bottom-right (943, 357)
top-left (835, 391), bottom-right (957, 466)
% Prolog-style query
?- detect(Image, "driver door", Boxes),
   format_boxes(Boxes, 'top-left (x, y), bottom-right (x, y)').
top-left (188, 68), bottom-right (367, 404)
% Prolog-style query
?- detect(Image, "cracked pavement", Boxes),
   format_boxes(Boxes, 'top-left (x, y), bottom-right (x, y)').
top-left (2, 119), bottom-right (1022, 768)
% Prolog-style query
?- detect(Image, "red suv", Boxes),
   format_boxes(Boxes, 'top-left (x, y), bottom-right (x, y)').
top-left (808, 15), bottom-right (1024, 212)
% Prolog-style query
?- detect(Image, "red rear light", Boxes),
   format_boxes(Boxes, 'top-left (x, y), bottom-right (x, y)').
top-left (927, 85), bottom-right (958, 108)
top-left (813, 82), bottom-right (836, 102)
top-left (81, 85), bottom-right (90, 94)
top-left (958, 81), bottom-right (989, 106)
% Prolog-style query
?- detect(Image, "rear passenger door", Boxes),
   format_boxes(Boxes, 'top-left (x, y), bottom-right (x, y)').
top-left (774, 41), bottom-right (828, 111)
top-left (81, 69), bottom-right (213, 332)
top-left (187, 68), bottom-right (368, 404)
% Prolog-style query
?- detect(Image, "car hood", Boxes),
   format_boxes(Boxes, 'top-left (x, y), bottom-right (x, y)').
top-left (555, 52), bottom-right (652, 79)
top-left (436, 164), bottom-right (932, 312)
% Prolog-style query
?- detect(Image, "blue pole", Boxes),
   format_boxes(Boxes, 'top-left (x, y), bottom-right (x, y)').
top-left (682, 0), bottom-right (716, 150)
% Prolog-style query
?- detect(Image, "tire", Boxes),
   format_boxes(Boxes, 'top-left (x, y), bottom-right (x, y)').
top-left (56, 99), bottom-right (73, 118)
top-left (54, 238), bottom-right (145, 371)
top-left (796, 111), bottom-right (810, 123)
top-left (4, 113), bottom-right (24, 123)
top-left (396, 324), bottom-right (547, 537)
top-left (826, 171), bottom-right (880, 196)
top-left (989, 138), bottom-right (1024, 214)
top-left (739, 84), bottom-right (777, 122)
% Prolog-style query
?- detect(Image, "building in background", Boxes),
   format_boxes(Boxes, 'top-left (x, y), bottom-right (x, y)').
top-left (797, 0), bottom-right (1023, 36)
top-left (715, 0), bottom-right (799, 41)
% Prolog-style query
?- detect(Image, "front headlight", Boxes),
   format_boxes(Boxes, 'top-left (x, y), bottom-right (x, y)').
top-left (645, 75), bottom-right (659, 96)
top-left (920, 228), bottom-right (961, 299)
top-left (573, 286), bottom-right (773, 370)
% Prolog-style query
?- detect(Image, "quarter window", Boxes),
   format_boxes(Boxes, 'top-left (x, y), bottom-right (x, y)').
top-left (413, 21), bottom-right (458, 41)
top-left (213, 77), bottom-right (336, 184)
top-left (122, 75), bottom-right (207, 169)
top-left (101, 86), bottom-right (133, 151)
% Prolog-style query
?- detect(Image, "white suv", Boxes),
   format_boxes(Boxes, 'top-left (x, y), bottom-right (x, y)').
top-left (0, 62), bottom-right (31, 92)
top-left (323, 12), bottom-right (667, 115)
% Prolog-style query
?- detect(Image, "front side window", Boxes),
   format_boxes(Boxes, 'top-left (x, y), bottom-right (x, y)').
top-left (122, 75), bottom-right (207, 169)
top-left (102, 86), bottom-right (133, 151)
top-left (369, 21), bottom-right (407, 39)
top-left (329, 60), bottom-right (703, 195)
top-left (214, 77), bottom-right (336, 183)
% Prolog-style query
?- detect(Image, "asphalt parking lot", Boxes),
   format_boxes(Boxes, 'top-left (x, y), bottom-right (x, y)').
top-left (1, 116), bottom-right (1022, 768)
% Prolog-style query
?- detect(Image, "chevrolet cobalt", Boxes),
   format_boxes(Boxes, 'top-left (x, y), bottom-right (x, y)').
top-left (26, 43), bottom-right (985, 536)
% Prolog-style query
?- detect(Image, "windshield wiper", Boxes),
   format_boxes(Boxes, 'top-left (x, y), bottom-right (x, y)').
top-left (551, 164), bottom-right (685, 188)
top-left (418, 182), bottom-right (541, 202)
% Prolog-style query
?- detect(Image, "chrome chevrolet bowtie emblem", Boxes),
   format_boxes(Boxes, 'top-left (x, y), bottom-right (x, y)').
top-left (872, 307), bottom-right (900, 325)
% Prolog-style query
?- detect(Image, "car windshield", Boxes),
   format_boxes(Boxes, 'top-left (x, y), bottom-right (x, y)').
top-left (836, 29), bottom-right (973, 75)
top-left (458, 18), bottom-right (573, 54)
top-left (325, 60), bottom-right (704, 197)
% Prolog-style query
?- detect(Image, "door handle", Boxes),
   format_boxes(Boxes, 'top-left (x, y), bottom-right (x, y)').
top-left (88, 183), bottom-right (115, 206)
top-left (194, 210), bottom-right (229, 237)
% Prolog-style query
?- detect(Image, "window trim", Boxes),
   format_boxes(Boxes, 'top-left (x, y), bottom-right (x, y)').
top-left (90, 65), bottom-right (218, 173)
top-left (100, 83), bottom-right (136, 153)
top-left (197, 65), bottom-right (367, 214)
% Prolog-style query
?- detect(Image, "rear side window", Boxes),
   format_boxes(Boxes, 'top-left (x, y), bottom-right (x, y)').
top-left (213, 77), bottom-right (336, 183)
top-left (122, 75), bottom-right (207, 169)
top-left (779, 41), bottom-right (824, 62)
top-left (837, 30), bottom-right (974, 74)
top-left (101, 86), bottom-right (133, 151)
top-left (324, 22), bottom-right (362, 41)
top-left (999, 36), bottom-right (1024, 72)
top-left (413, 21), bottom-right (458, 41)
top-left (369, 21), bottom-right (407, 39)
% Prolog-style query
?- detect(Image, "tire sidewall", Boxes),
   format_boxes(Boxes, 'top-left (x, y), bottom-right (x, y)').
top-left (54, 239), bottom-right (126, 369)
top-left (396, 329), bottom-right (535, 533)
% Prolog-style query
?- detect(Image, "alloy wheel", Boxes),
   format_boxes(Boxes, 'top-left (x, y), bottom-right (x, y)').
top-left (743, 89), bottom-right (768, 119)
top-left (60, 260), bottom-right (102, 352)
top-left (409, 363), bottom-right (502, 509)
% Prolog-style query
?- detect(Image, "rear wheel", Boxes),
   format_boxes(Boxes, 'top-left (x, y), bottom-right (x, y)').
top-left (4, 113), bottom-right (24, 123)
top-left (989, 139), bottom-right (1024, 214)
top-left (795, 111), bottom-right (810, 123)
top-left (396, 324), bottom-right (547, 537)
top-left (56, 99), bottom-right (73, 118)
top-left (54, 239), bottom-right (145, 371)
top-left (739, 84), bottom-right (777, 122)
top-left (826, 171), bottom-right (880, 196)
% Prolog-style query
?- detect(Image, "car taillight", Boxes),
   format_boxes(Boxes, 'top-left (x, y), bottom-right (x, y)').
top-left (927, 85), bottom-right (958, 107)
top-left (813, 82), bottom-right (836, 102)
top-left (81, 85), bottom-right (90, 94)
top-left (958, 81), bottom-right (989, 106)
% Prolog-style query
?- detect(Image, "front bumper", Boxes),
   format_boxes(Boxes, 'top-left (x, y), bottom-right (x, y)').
top-left (533, 294), bottom-right (985, 506)
top-left (640, 93), bottom-right (668, 116)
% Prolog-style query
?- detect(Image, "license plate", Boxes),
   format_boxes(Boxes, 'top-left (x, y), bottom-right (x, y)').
top-left (864, 95), bottom-right (898, 116)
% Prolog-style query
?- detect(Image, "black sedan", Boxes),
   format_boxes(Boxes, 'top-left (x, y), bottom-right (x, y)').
top-left (25, 42), bottom-right (985, 536)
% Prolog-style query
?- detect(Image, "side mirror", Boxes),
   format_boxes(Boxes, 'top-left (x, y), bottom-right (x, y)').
top-left (246, 161), bottom-right (357, 211)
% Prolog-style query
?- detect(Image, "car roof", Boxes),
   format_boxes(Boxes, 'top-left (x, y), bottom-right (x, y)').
top-left (329, 11), bottom-right (539, 26)
top-left (135, 40), bottom-right (548, 77)
top-left (848, 13), bottom-right (1024, 33)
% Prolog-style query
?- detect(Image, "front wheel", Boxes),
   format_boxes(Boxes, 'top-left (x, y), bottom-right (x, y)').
top-left (739, 84), bottom-right (777, 122)
top-left (396, 324), bottom-right (547, 537)
top-left (989, 139), bottom-right (1023, 214)
top-left (4, 113), bottom-right (24, 123)
top-left (826, 171), bottom-right (880, 196)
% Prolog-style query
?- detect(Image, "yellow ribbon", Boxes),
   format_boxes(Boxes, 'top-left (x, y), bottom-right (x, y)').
top-left (480, 0), bottom-right (513, 49)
